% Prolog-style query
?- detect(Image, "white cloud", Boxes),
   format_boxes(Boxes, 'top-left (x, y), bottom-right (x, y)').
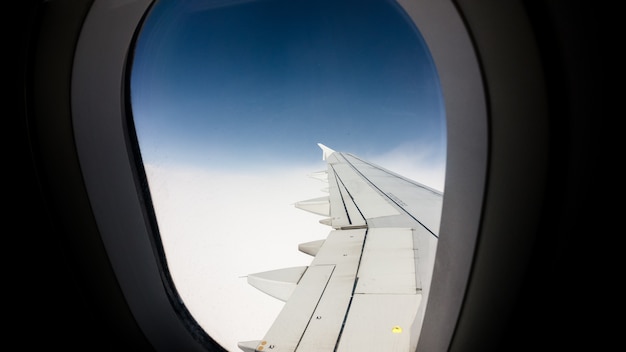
top-left (144, 162), bottom-right (330, 351)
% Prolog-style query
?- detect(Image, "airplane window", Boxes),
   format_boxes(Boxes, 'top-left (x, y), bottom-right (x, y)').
top-left (129, 0), bottom-right (445, 350)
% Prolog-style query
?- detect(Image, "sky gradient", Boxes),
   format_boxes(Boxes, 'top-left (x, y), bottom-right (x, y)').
top-left (131, 0), bottom-right (445, 170)
top-left (130, 0), bottom-right (446, 350)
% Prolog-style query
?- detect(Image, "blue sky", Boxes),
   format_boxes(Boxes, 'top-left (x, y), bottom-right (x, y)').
top-left (131, 0), bottom-right (445, 170)
top-left (129, 0), bottom-right (446, 350)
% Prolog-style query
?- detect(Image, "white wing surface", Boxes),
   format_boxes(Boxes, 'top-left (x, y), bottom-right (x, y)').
top-left (239, 144), bottom-right (442, 352)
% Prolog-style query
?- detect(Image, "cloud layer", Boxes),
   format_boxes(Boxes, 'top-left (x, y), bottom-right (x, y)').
top-left (144, 152), bottom-right (444, 351)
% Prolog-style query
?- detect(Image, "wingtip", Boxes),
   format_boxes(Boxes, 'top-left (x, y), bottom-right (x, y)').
top-left (317, 143), bottom-right (335, 160)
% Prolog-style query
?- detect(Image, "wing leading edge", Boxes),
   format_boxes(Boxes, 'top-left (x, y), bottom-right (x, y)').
top-left (239, 144), bottom-right (442, 352)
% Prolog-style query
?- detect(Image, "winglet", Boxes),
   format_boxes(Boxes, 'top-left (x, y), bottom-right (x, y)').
top-left (317, 143), bottom-right (335, 161)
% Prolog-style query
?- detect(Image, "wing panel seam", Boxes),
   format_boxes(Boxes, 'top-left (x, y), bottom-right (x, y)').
top-left (339, 153), bottom-right (439, 239)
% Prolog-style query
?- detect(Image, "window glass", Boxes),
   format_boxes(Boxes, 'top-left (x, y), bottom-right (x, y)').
top-left (130, 0), bottom-right (445, 350)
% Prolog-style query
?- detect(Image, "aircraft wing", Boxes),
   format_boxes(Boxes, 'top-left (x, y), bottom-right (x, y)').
top-left (239, 144), bottom-right (442, 352)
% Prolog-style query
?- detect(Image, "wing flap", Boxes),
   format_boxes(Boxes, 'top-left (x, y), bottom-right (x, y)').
top-left (254, 229), bottom-right (366, 351)
top-left (296, 229), bottom-right (365, 350)
top-left (257, 265), bottom-right (334, 351)
top-left (355, 228), bottom-right (418, 294)
top-left (336, 294), bottom-right (422, 352)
